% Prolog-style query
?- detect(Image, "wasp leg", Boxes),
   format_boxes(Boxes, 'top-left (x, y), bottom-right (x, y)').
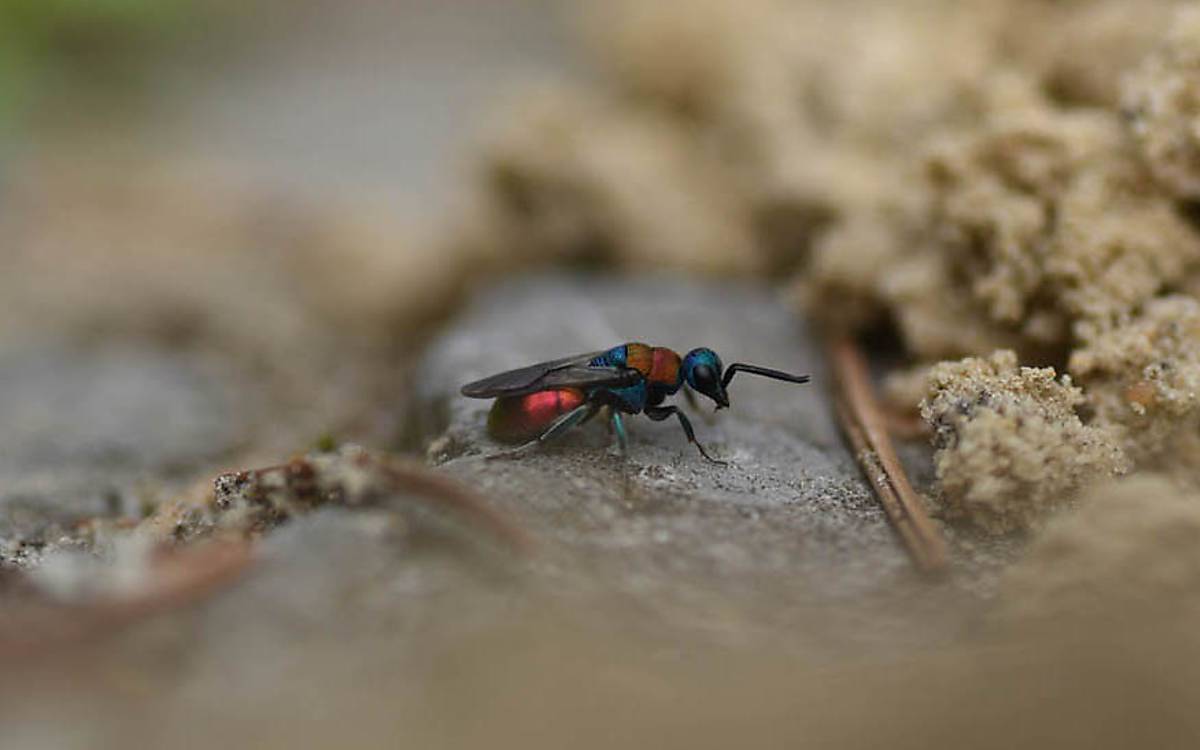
top-left (645, 406), bottom-right (727, 465)
top-left (611, 411), bottom-right (628, 458)
top-left (485, 403), bottom-right (598, 461)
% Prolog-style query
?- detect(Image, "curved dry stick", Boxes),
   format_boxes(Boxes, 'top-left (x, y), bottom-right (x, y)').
top-left (828, 336), bottom-right (948, 575)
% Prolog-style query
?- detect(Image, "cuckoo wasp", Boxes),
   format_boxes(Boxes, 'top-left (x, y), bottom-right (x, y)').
top-left (461, 343), bottom-right (810, 464)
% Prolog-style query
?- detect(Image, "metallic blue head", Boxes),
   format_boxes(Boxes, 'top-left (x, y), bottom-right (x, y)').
top-left (683, 348), bottom-right (729, 409)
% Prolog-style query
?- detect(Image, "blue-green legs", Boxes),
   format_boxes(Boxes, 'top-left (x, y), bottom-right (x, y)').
top-left (611, 411), bottom-right (628, 458)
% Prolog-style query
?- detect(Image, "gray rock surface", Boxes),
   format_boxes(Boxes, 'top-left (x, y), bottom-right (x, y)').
top-left (418, 274), bottom-right (961, 649)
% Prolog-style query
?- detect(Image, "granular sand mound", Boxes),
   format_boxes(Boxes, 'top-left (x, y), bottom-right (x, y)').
top-left (921, 351), bottom-right (1127, 533)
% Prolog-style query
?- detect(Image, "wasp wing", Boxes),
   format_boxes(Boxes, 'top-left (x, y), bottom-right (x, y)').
top-left (461, 351), bottom-right (637, 398)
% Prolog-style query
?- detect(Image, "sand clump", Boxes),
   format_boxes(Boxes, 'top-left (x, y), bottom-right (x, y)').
top-left (467, 87), bottom-right (760, 275)
top-left (813, 1), bottom-right (1200, 367)
top-left (807, 88), bottom-right (1200, 359)
top-left (1070, 295), bottom-right (1200, 475)
top-left (920, 293), bottom-right (1200, 530)
top-left (920, 350), bottom-right (1127, 533)
top-left (919, 295), bottom-right (1200, 530)
top-left (1122, 4), bottom-right (1200, 200)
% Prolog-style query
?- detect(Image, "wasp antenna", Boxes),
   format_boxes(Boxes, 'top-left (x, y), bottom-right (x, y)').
top-left (722, 363), bottom-right (811, 389)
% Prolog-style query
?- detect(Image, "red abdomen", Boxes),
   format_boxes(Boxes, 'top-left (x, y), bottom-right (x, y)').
top-left (487, 388), bottom-right (585, 443)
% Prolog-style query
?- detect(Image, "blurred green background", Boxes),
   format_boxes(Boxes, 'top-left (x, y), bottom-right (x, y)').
top-left (0, 0), bottom-right (195, 129)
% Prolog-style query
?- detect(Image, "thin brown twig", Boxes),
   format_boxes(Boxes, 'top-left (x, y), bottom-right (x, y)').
top-left (828, 336), bottom-right (948, 575)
